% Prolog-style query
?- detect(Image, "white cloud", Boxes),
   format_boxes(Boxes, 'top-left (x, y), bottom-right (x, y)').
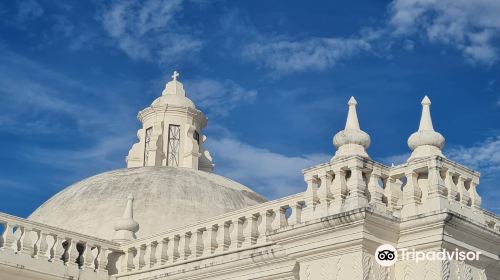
top-left (184, 79), bottom-right (257, 116)
top-left (206, 137), bottom-right (330, 199)
top-left (242, 37), bottom-right (371, 74)
top-left (389, 0), bottom-right (500, 64)
top-left (447, 136), bottom-right (500, 174)
top-left (101, 0), bottom-right (202, 62)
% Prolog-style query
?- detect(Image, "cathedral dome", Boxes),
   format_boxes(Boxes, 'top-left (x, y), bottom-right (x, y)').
top-left (29, 167), bottom-right (266, 240)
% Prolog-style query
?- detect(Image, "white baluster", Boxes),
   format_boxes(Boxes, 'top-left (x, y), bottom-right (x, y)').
top-left (148, 241), bottom-right (158, 267)
top-left (21, 227), bottom-right (37, 257)
top-left (317, 171), bottom-right (333, 216)
top-left (83, 243), bottom-right (96, 271)
top-left (256, 211), bottom-right (272, 245)
top-left (401, 171), bottom-right (422, 217)
top-left (344, 161), bottom-right (369, 210)
top-left (36, 231), bottom-right (49, 260)
top-left (159, 237), bottom-right (169, 265)
top-left (331, 168), bottom-right (347, 212)
top-left (97, 247), bottom-right (109, 272)
top-left (195, 228), bottom-right (205, 257)
top-left (0, 223), bottom-right (17, 251)
top-left (271, 207), bottom-right (287, 230)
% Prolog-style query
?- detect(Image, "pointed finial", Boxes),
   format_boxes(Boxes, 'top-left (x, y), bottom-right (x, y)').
top-left (332, 96), bottom-right (371, 160)
top-left (418, 95), bottom-right (434, 131)
top-left (172, 70), bottom-right (180, 81)
top-left (421, 95), bottom-right (431, 105)
top-left (345, 96), bottom-right (360, 130)
top-left (407, 96), bottom-right (445, 161)
top-left (113, 194), bottom-right (139, 242)
top-left (348, 96), bottom-right (358, 106)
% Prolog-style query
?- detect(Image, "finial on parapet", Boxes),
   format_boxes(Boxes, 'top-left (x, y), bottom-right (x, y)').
top-left (407, 96), bottom-right (445, 162)
top-left (332, 96), bottom-right (371, 160)
top-left (113, 194), bottom-right (139, 243)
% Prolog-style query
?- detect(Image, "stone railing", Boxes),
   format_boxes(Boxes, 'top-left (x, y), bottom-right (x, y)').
top-left (0, 212), bottom-right (121, 272)
top-left (302, 155), bottom-right (484, 221)
top-left (302, 156), bottom-right (394, 218)
top-left (117, 192), bottom-right (306, 274)
top-left (389, 156), bottom-right (482, 218)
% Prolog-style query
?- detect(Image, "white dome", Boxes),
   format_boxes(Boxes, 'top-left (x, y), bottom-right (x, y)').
top-left (29, 167), bottom-right (266, 240)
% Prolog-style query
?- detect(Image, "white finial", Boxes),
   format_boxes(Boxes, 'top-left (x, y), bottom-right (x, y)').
top-left (346, 96), bottom-right (360, 130)
top-left (418, 96), bottom-right (434, 131)
top-left (407, 96), bottom-right (445, 161)
top-left (172, 70), bottom-right (180, 81)
top-left (332, 96), bottom-right (371, 160)
top-left (113, 194), bottom-right (139, 242)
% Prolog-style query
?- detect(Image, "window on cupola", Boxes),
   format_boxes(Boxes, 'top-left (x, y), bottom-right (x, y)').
top-left (167, 125), bottom-right (181, 167)
top-left (144, 127), bottom-right (153, 165)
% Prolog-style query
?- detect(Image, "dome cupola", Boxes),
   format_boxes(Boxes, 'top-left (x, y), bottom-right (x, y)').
top-left (126, 71), bottom-right (214, 172)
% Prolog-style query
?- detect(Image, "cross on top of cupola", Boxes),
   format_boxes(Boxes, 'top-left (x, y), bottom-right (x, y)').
top-left (172, 70), bottom-right (179, 81)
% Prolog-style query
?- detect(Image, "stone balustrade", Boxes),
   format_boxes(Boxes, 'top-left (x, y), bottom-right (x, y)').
top-left (303, 156), bottom-right (394, 218)
top-left (0, 212), bottom-right (121, 272)
top-left (303, 155), bottom-right (485, 221)
top-left (117, 192), bottom-right (306, 274)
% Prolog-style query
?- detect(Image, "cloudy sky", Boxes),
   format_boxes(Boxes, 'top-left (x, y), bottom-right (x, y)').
top-left (0, 0), bottom-right (499, 217)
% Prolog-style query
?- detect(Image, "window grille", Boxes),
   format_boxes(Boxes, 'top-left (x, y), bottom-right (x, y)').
top-left (167, 125), bottom-right (181, 166)
top-left (144, 127), bottom-right (153, 165)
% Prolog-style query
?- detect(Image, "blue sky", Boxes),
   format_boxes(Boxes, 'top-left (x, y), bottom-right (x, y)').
top-left (0, 0), bottom-right (499, 217)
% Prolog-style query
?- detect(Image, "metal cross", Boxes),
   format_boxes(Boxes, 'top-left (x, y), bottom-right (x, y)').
top-left (172, 70), bottom-right (179, 81)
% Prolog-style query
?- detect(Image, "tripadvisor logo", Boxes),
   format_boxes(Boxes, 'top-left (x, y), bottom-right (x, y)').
top-left (375, 244), bottom-right (481, 267)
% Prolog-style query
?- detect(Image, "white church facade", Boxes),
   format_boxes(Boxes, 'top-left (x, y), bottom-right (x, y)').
top-left (0, 72), bottom-right (499, 280)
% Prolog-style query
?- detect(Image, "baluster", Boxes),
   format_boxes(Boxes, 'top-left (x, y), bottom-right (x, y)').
top-left (317, 171), bottom-right (333, 216)
top-left (243, 214), bottom-right (258, 246)
top-left (159, 238), bottom-right (169, 265)
top-left (83, 243), bottom-right (96, 271)
top-left (426, 161), bottom-right (448, 211)
top-left (215, 222), bottom-right (228, 253)
top-left (148, 241), bottom-right (158, 267)
top-left (271, 207), bottom-right (287, 230)
top-left (67, 239), bottom-right (80, 268)
top-left (51, 236), bottom-right (65, 264)
top-left (228, 219), bottom-right (241, 250)
top-left (288, 202), bottom-right (303, 226)
top-left (367, 169), bottom-right (385, 211)
top-left (445, 170), bottom-right (459, 204)
top-left (36, 231), bottom-right (49, 260)
top-left (195, 228), bottom-right (205, 257)
top-left (256, 211), bottom-right (272, 244)
top-left (331, 168), bottom-right (347, 212)
top-left (125, 247), bottom-right (136, 271)
top-left (20, 227), bottom-right (35, 257)
top-left (0, 222), bottom-right (17, 251)
top-left (303, 175), bottom-right (319, 220)
top-left (384, 177), bottom-right (401, 211)
top-left (171, 235), bottom-right (181, 262)
top-left (183, 232), bottom-right (192, 260)
top-left (468, 177), bottom-right (481, 211)
top-left (401, 171), bottom-right (421, 217)
top-left (457, 176), bottom-right (471, 207)
top-left (345, 161), bottom-right (369, 210)
top-left (97, 247), bottom-right (109, 272)
top-left (202, 225), bottom-right (217, 256)
top-left (137, 244), bottom-right (146, 269)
